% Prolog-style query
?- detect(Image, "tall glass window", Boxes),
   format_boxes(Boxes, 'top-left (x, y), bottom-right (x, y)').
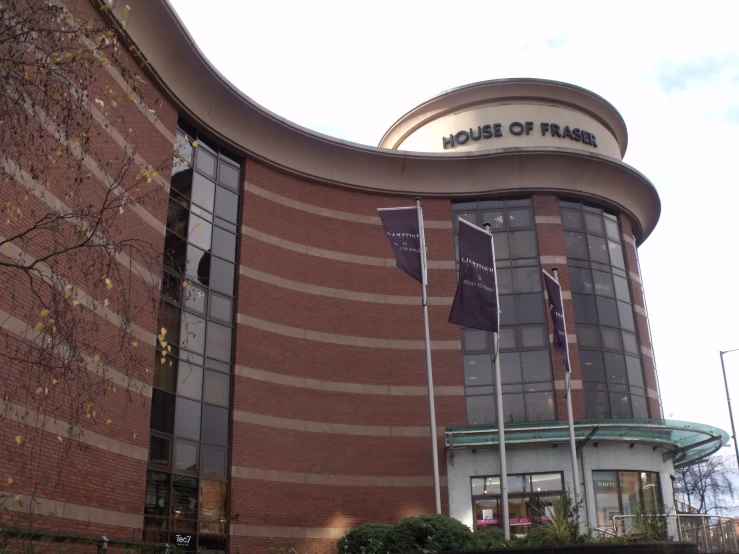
top-left (453, 199), bottom-right (555, 425)
top-left (592, 470), bottom-right (662, 527)
top-left (560, 200), bottom-right (647, 420)
top-left (144, 120), bottom-right (238, 554)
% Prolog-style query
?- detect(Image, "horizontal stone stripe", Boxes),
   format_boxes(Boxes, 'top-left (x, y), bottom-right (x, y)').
top-left (0, 399), bottom-right (147, 460)
top-left (622, 234), bottom-right (636, 246)
top-left (237, 314), bottom-right (460, 350)
top-left (234, 365), bottom-right (464, 396)
top-left (0, 309), bottom-right (152, 398)
top-left (242, 225), bottom-right (455, 270)
top-left (634, 304), bottom-right (647, 317)
top-left (647, 388), bottom-right (660, 399)
top-left (540, 255), bottom-right (567, 265)
top-left (554, 379), bottom-right (583, 390)
top-left (1, 490), bottom-right (142, 528)
top-left (240, 265), bottom-right (453, 306)
top-left (233, 410), bottom-right (443, 437)
top-left (230, 524), bottom-right (345, 540)
top-left (630, 271), bottom-right (642, 283)
top-left (549, 333), bottom-right (578, 344)
top-left (246, 182), bottom-right (452, 229)
top-left (535, 215), bottom-right (562, 225)
top-left (641, 346), bottom-right (653, 358)
top-left (1, 237), bottom-right (156, 347)
top-left (2, 159), bottom-right (159, 286)
top-left (232, 466), bottom-right (448, 487)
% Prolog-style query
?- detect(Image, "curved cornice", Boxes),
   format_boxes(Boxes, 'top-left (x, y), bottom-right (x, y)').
top-left (112, 0), bottom-right (660, 243)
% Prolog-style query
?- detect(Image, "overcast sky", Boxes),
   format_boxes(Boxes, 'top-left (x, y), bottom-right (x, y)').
top-left (170, 1), bottom-right (739, 457)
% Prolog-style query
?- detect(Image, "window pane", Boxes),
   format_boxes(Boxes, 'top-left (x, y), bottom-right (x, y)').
top-left (145, 471), bottom-right (170, 516)
top-left (206, 358), bottom-right (231, 373)
top-left (610, 392), bottom-right (632, 418)
top-left (218, 162), bottom-right (240, 191)
top-left (632, 396), bottom-right (648, 419)
top-left (481, 210), bottom-right (504, 230)
top-left (180, 312), bottom-right (206, 354)
top-left (210, 257), bottom-right (235, 296)
top-left (604, 352), bottom-right (627, 384)
top-left (214, 186), bottom-right (238, 224)
top-left (177, 362), bottom-right (203, 400)
top-left (199, 480), bottom-right (228, 534)
top-left (464, 329), bottom-right (487, 351)
top-left (183, 283), bottom-right (206, 315)
top-left (500, 352), bottom-right (522, 384)
top-left (186, 243), bottom-right (210, 287)
top-left (467, 395), bottom-right (495, 425)
top-left (201, 404), bottom-right (229, 446)
top-left (593, 471), bottom-right (620, 527)
top-left (601, 327), bottom-right (622, 351)
top-left (521, 350), bottom-right (551, 382)
top-left (626, 356), bottom-right (644, 387)
top-left (588, 234), bottom-right (610, 264)
top-left (164, 231), bottom-right (188, 274)
top-left (503, 394), bottom-right (525, 423)
top-left (192, 172), bottom-right (215, 212)
top-left (151, 390), bottom-right (175, 434)
top-left (497, 268), bottom-right (513, 294)
top-left (580, 350), bottom-right (606, 381)
top-left (526, 392), bottom-right (555, 421)
top-left (605, 217), bottom-right (620, 240)
top-left (199, 535), bottom-right (226, 554)
top-left (195, 147), bottom-right (216, 178)
top-left (614, 275), bottom-right (631, 302)
top-left (569, 267), bottom-right (594, 294)
top-left (172, 475), bottom-right (198, 520)
top-left (622, 332), bottom-right (639, 354)
top-left (521, 325), bottom-right (547, 348)
top-left (561, 209), bottom-right (584, 231)
top-left (513, 267), bottom-right (542, 293)
top-left (596, 297), bottom-right (620, 328)
top-left (499, 328), bottom-right (517, 350)
top-left (499, 295), bottom-right (515, 325)
top-left (167, 199), bottom-right (189, 238)
top-left (593, 271), bottom-right (614, 297)
top-left (187, 213), bottom-right (212, 251)
top-left (585, 390), bottom-right (610, 420)
top-left (206, 321), bottom-right (232, 363)
top-left (154, 347), bottom-right (178, 393)
top-left (578, 325), bottom-right (601, 348)
top-left (515, 293), bottom-right (545, 324)
top-left (493, 233), bottom-right (510, 260)
top-left (209, 294), bottom-right (233, 323)
top-left (212, 226), bottom-right (236, 262)
top-left (508, 208), bottom-right (532, 229)
top-left (454, 211), bottom-right (477, 231)
top-left (609, 241), bottom-right (626, 269)
top-left (584, 212), bottom-right (605, 234)
top-left (174, 440), bottom-right (198, 472)
top-left (573, 294), bottom-right (598, 324)
top-left (202, 447), bottom-right (227, 478)
top-left (564, 232), bottom-right (588, 259)
top-left (175, 397), bottom-right (201, 441)
top-left (618, 301), bottom-right (636, 332)
top-left (509, 230), bottom-right (538, 258)
top-left (465, 354), bottom-right (493, 386)
top-left (204, 370), bottom-right (230, 407)
top-left (149, 436), bottom-right (170, 467)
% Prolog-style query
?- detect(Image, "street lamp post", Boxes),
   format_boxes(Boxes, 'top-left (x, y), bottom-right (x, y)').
top-left (720, 349), bottom-right (739, 472)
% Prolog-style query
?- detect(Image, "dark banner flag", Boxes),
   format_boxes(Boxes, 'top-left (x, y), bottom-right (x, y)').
top-left (543, 270), bottom-right (569, 367)
top-left (448, 219), bottom-right (498, 332)
top-left (377, 206), bottom-right (423, 283)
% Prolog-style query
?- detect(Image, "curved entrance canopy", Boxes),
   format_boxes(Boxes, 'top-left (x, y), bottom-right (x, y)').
top-left (445, 419), bottom-right (729, 468)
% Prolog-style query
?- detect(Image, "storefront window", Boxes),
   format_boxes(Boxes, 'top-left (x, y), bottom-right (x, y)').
top-left (593, 470), bottom-right (662, 527)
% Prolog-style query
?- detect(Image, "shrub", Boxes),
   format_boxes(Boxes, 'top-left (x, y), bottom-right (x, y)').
top-left (337, 523), bottom-right (392, 554)
top-left (467, 526), bottom-right (506, 549)
top-left (383, 514), bottom-right (472, 553)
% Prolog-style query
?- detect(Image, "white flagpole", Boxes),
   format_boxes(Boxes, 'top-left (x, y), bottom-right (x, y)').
top-left (551, 268), bottom-right (582, 513)
top-left (416, 197), bottom-right (441, 514)
top-left (483, 222), bottom-right (509, 541)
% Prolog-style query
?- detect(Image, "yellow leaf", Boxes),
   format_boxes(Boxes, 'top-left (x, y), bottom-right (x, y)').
top-left (94, 354), bottom-right (100, 362)
top-left (8, 477), bottom-right (13, 484)
top-left (106, 418), bottom-right (112, 425)
top-left (15, 495), bottom-right (21, 501)
top-left (55, 144), bottom-right (63, 156)
top-left (44, 387), bottom-right (48, 395)
top-left (105, 277), bottom-right (113, 290)
top-left (161, 328), bottom-right (167, 336)
top-left (160, 341), bottom-right (167, 349)
top-left (64, 290), bottom-right (72, 298)
top-left (166, 344), bottom-right (172, 352)
top-left (103, 299), bottom-right (109, 307)
top-left (160, 357), bottom-right (166, 364)
top-left (72, 300), bottom-right (80, 307)
top-left (191, 140), bottom-right (198, 147)
top-left (194, 223), bottom-right (201, 230)
top-left (152, 171), bottom-right (159, 178)
top-left (169, 360), bottom-right (173, 366)
top-left (133, 432), bottom-right (137, 439)
top-left (15, 436), bottom-right (22, 445)
top-left (35, 387), bottom-right (42, 395)
top-left (157, 333), bottom-right (164, 343)
top-left (52, 379), bottom-right (58, 385)
top-left (145, 368), bottom-right (150, 373)
top-left (40, 308), bottom-right (50, 317)
top-left (182, 280), bottom-right (189, 288)
top-left (86, 413), bottom-right (91, 419)
top-left (132, 340), bottom-right (138, 347)
top-left (33, 322), bottom-right (44, 332)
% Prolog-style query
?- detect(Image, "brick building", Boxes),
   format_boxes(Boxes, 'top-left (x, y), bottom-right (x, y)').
top-left (0, 0), bottom-right (729, 553)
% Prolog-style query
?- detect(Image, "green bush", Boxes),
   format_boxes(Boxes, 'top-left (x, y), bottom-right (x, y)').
top-left (383, 514), bottom-right (472, 553)
top-left (467, 526), bottom-right (506, 549)
top-left (336, 523), bottom-right (392, 554)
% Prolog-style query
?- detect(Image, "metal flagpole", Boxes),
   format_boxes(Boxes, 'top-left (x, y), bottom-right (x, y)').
top-left (416, 197), bottom-right (441, 514)
top-left (552, 268), bottom-right (582, 513)
top-left (484, 222), bottom-right (509, 540)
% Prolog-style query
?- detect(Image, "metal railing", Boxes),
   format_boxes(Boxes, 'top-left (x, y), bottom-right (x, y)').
top-left (612, 514), bottom-right (739, 553)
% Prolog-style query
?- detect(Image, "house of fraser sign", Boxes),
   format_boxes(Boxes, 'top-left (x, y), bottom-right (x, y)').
top-left (441, 121), bottom-right (599, 150)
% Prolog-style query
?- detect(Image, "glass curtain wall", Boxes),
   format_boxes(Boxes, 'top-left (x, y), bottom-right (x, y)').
top-left (592, 470), bottom-right (662, 527)
top-left (453, 199), bottom-right (555, 425)
top-left (143, 120), bottom-right (240, 553)
top-left (559, 200), bottom-right (648, 419)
